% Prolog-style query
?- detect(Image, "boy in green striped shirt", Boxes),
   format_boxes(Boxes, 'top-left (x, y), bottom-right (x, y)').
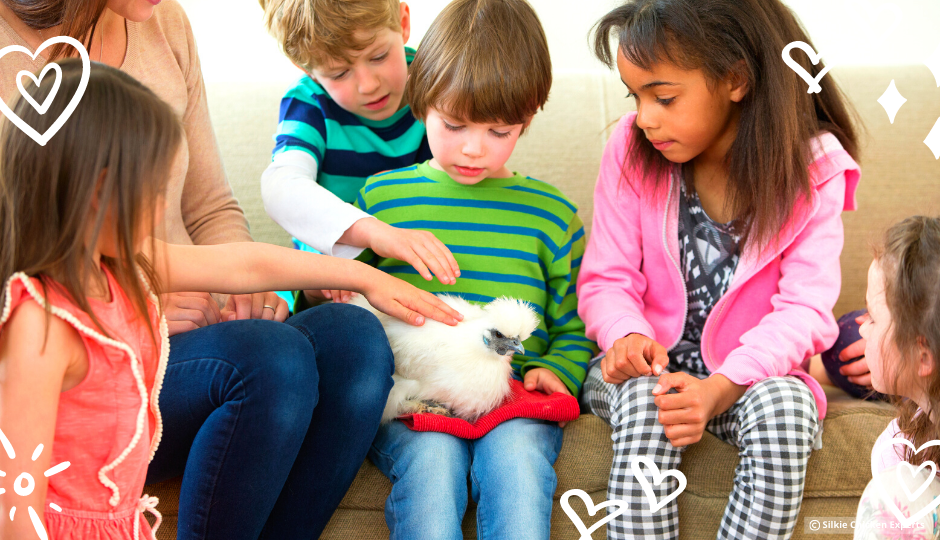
top-left (361, 1), bottom-right (597, 537)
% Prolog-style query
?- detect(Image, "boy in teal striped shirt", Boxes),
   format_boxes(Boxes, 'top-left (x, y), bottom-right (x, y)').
top-left (260, 0), bottom-right (459, 302)
top-left (362, 1), bottom-right (597, 537)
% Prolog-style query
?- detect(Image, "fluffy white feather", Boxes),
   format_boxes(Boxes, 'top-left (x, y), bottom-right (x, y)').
top-left (349, 294), bottom-right (540, 423)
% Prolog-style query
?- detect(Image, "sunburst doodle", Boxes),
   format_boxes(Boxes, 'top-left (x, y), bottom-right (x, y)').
top-left (0, 427), bottom-right (70, 540)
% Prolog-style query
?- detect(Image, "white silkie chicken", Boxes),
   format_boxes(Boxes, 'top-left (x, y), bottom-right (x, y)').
top-left (349, 294), bottom-right (540, 423)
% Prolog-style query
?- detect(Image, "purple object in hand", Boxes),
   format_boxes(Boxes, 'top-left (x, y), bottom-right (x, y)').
top-left (820, 309), bottom-right (886, 400)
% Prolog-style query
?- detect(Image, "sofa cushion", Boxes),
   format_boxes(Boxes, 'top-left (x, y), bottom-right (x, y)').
top-left (146, 385), bottom-right (893, 540)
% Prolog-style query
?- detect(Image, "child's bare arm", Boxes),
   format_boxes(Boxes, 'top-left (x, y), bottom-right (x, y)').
top-left (0, 302), bottom-right (83, 538)
top-left (151, 240), bottom-right (463, 326)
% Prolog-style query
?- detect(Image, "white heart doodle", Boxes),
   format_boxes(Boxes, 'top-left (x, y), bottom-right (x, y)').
top-left (631, 456), bottom-right (687, 513)
top-left (0, 36), bottom-right (89, 146)
top-left (560, 489), bottom-right (628, 540)
top-left (782, 41), bottom-right (832, 94)
top-left (870, 437), bottom-right (940, 526)
top-left (897, 461), bottom-right (938, 503)
top-left (16, 63), bottom-right (62, 115)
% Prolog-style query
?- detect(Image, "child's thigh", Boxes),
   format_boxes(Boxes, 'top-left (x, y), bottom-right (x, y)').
top-left (710, 376), bottom-right (819, 446)
top-left (472, 418), bottom-right (563, 466)
top-left (369, 420), bottom-right (471, 483)
top-left (469, 419), bottom-right (562, 498)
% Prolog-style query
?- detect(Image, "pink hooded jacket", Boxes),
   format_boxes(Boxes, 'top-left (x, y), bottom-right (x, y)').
top-left (577, 113), bottom-right (861, 419)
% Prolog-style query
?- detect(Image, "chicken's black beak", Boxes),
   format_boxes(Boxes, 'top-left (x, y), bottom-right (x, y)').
top-left (510, 339), bottom-right (525, 355)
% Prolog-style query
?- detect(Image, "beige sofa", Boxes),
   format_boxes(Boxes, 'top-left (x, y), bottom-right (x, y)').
top-left (147, 65), bottom-right (940, 538)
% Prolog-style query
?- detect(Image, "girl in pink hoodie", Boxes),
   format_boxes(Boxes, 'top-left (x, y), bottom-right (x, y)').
top-left (576, 0), bottom-right (861, 538)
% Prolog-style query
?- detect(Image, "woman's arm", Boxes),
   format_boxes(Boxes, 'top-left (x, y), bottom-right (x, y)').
top-left (0, 302), bottom-right (84, 537)
top-left (152, 241), bottom-right (462, 326)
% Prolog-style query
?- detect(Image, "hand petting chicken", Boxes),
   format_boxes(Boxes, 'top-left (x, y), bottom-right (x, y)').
top-left (349, 294), bottom-right (540, 423)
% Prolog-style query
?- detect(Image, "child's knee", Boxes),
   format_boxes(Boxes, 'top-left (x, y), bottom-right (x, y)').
top-left (391, 431), bottom-right (470, 483)
top-left (613, 375), bottom-right (661, 418)
top-left (742, 377), bottom-right (819, 442)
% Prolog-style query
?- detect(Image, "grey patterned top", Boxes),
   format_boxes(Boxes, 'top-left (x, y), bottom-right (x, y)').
top-left (668, 181), bottom-right (741, 378)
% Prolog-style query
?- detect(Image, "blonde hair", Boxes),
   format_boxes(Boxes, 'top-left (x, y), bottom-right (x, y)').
top-left (406, 0), bottom-right (551, 128)
top-left (260, 0), bottom-right (402, 71)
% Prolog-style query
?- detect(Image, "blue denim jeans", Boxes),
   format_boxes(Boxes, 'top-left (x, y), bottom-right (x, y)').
top-left (368, 417), bottom-right (563, 540)
top-left (145, 303), bottom-right (394, 539)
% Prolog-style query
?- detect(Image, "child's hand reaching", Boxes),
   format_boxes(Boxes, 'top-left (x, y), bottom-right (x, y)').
top-left (362, 271), bottom-right (464, 327)
top-left (601, 333), bottom-right (670, 384)
top-left (652, 372), bottom-right (747, 447)
top-left (524, 367), bottom-right (572, 427)
top-left (345, 219), bottom-right (461, 285)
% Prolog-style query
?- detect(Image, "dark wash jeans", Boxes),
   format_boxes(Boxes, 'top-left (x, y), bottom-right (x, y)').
top-left (145, 303), bottom-right (394, 539)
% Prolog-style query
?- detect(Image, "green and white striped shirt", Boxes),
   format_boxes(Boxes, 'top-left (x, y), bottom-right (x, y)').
top-left (355, 161), bottom-right (597, 396)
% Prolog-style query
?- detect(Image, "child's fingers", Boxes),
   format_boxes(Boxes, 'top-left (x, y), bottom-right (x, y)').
top-left (838, 338), bottom-right (866, 362)
top-left (523, 369), bottom-right (540, 390)
top-left (407, 292), bottom-right (463, 326)
top-left (436, 239), bottom-right (461, 278)
top-left (649, 343), bottom-right (669, 376)
top-left (651, 372), bottom-right (691, 396)
top-left (600, 352), bottom-right (629, 384)
top-left (665, 431), bottom-right (703, 448)
top-left (839, 356), bottom-right (870, 376)
top-left (663, 423), bottom-right (702, 443)
top-left (416, 243), bottom-right (455, 285)
top-left (625, 347), bottom-right (652, 377)
top-left (385, 303), bottom-right (425, 326)
top-left (604, 347), bottom-right (639, 381)
top-left (403, 251), bottom-right (435, 281)
top-left (427, 243), bottom-right (458, 284)
top-left (653, 391), bottom-right (697, 412)
top-left (426, 235), bottom-right (461, 279)
top-left (847, 373), bottom-right (872, 387)
top-left (321, 290), bottom-right (333, 300)
top-left (657, 408), bottom-right (693, 426)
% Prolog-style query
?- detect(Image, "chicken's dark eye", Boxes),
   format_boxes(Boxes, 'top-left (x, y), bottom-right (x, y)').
top-left (493, 330), bottom-right (504, 339)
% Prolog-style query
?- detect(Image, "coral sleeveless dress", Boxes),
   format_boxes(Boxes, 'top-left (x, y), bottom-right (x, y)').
top-left (0, 270), bottom-right (169, 540)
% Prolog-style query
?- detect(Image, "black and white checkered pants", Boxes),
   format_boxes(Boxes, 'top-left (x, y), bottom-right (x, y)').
top-left (581, 364), bottom-right (819, 540)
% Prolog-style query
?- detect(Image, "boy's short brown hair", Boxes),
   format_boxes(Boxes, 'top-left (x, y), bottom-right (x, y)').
top-left (260, 0), bottom-right (402, 71)
top-left (407, 0), bottom-right (551, 127)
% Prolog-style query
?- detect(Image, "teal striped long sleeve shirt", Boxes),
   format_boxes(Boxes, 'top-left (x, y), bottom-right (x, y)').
top-left (355, 161), bottom-right (598, 397)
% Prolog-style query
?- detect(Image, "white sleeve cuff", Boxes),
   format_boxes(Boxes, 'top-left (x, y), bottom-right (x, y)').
top-left (261, 150), bottom-right (370, 258)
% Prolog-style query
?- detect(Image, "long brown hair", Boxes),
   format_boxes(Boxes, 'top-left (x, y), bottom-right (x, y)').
top-left (1, 0), bottom-right (109, 60)
top-left (876, 216), bottom-right (940, 468)
top-left (0, 59), bottom-right (183, 340)
top-left (592, 0), bottom-right (860, 251)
